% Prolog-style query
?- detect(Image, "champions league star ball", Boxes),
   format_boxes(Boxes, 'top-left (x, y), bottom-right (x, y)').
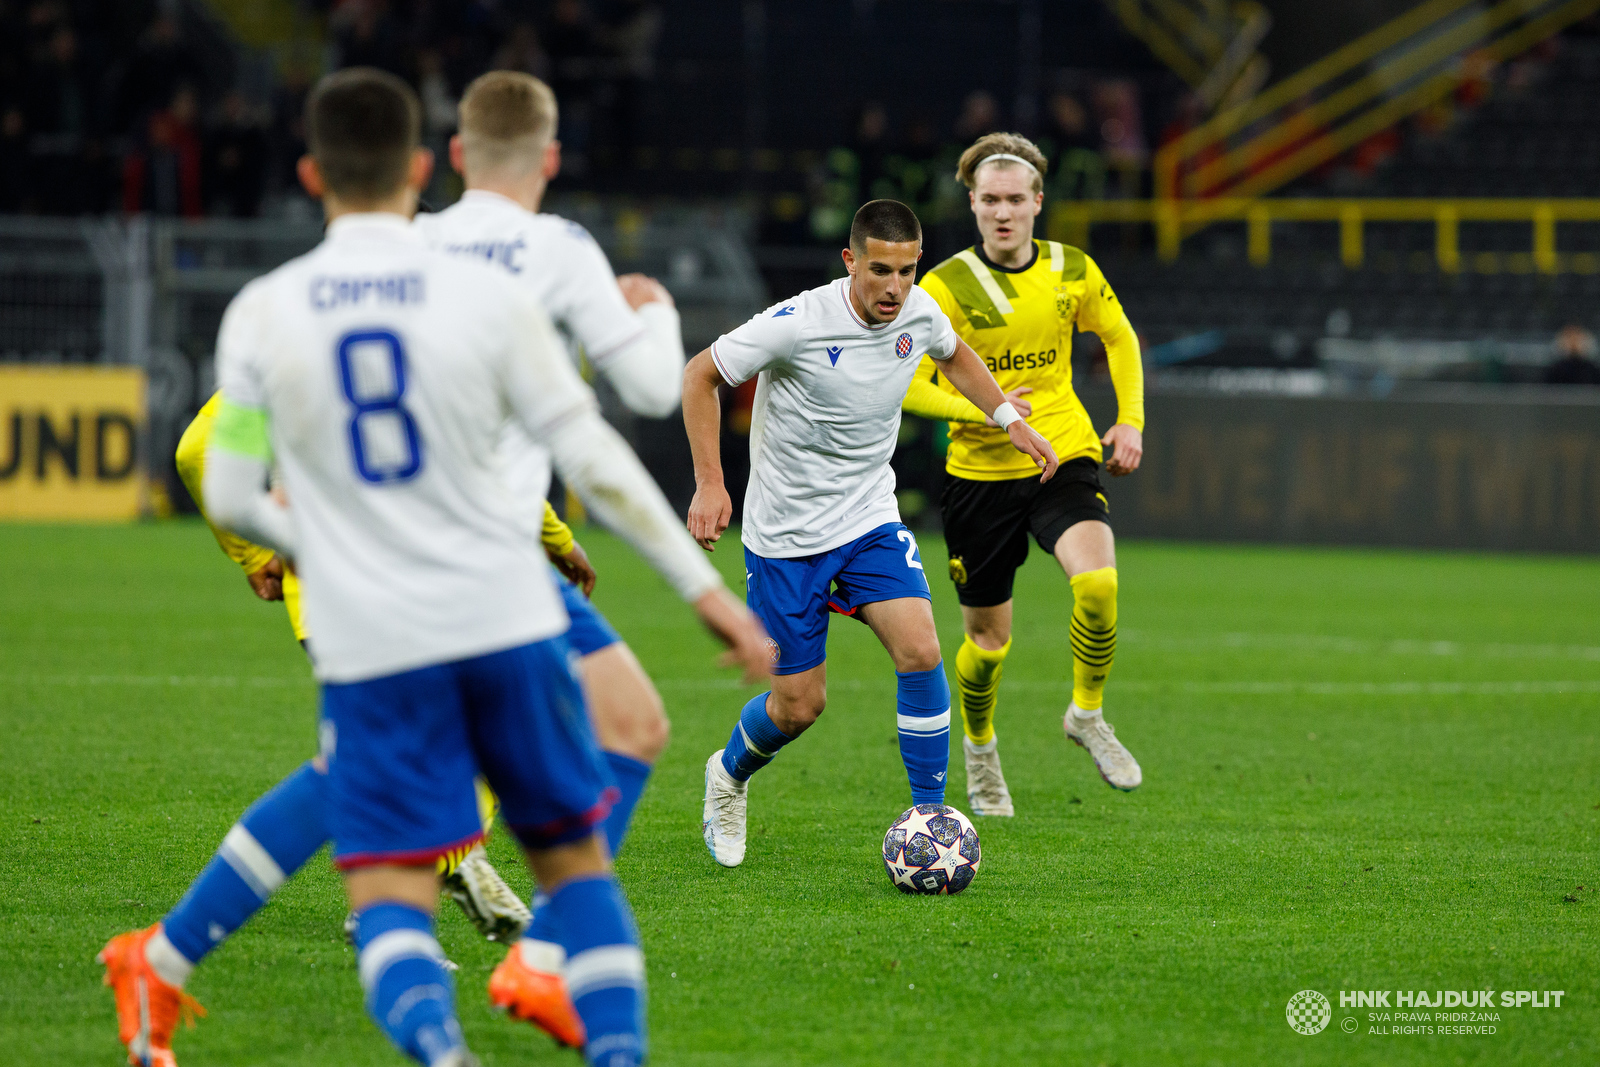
top-left (882, 804), bottom-right (981, 895)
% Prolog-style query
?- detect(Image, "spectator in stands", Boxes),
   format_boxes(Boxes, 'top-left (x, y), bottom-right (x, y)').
top-left (204, 91), bottom-right (266, 218)
top-left (954, 90), bottom-right (1000, 141)
top-left (1545, 325), bottom-right (1600, 385)
top-left (1043, 91), bottom-right (1105, 201)
top-left (331, 0), bottom-right (411, 83)
top-left (493, 21), bottom-right (550, 82)
top-left (850, 101), bottom-right (891, 196)
top-left (544, 0), bottom-right (598, 169)
top-left (0, 104), bottom-right (27, 211)
top-left (23, 20), bottom-right (94, 213)
top-left (269, 62), bottom-right (313, 202)
top-left (598, 0), bottom-right (662, 163)
top-left (123, 84), bottom-right (203, 218)
top-left (114, 14), bottom-right (204, 135)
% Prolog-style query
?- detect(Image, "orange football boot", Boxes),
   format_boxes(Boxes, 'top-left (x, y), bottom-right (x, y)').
top-left (488, 944), bottom-right (585, 1049)
top-left (98, 925), bottom-right (206, 1067)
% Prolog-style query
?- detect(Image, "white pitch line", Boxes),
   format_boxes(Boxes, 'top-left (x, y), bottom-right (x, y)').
top-left (2, 674), bottom-right (308, 688)
top-left (653, 678), bottom-right (1600, 697)
top-left (1116, 630), bottom-right (1600, 662)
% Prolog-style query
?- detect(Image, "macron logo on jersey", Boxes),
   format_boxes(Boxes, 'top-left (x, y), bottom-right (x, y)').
top-left (826, 345), bottom-right (843, 366)
top-left (773, 306), bottom-right (796, 317)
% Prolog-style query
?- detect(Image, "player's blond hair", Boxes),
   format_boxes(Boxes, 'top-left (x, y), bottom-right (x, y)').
top-left (458, 70), bottom-right (558, 177)
top-left (956, 132), bottom-right (1048, 195)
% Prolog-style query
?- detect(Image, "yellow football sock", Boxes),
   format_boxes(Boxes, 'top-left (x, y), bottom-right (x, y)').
top-left (1069, 567), bottom-right (1118, 711)
top-left (955, 635), bottom-right (1011, 745)
top-left (436, 778), bottom-right (500, 877)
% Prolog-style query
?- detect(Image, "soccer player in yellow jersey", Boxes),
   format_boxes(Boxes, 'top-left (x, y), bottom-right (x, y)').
top-left (903, 132), bottom-right (1145, 812)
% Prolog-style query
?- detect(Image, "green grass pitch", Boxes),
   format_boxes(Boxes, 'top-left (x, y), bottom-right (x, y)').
top-left (2, 520), bottom-right (1597, 1065)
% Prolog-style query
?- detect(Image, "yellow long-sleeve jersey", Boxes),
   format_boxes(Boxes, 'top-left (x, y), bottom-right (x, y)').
top-left (176, 390), bottom-right (580, 645)
top-left (905, 241), bottom-right (1144, 480)
top-left (176, 392), bottom-right (308, 641)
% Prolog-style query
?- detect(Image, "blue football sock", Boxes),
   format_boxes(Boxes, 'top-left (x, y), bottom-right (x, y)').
top-left (546, 875), bottom-right (646, 1067)
top-left (354, 902), bottom-right (465, 1066)
top-left (161, 760), bottom-right (329, 965)
top-left (521, 751), bottom-right (655, 965)
top-left (896, 665), bottom-right (952, 806)
top-left (719, 693), bottom-right (793, 781)
top-left (601, 751), bottom-right (651, 859)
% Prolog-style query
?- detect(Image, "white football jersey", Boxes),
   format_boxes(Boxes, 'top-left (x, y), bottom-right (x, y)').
top-left (214, 213), bottom-right (593, 682)
top-left (413, 190), bottom-right (662, 517)
top-left (412, 191), bottom-right (644, 371)
top-left (712, 279), bottom-right (959, 558)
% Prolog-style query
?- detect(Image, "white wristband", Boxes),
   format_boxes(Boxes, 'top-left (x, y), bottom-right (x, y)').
top-left (992, 402), bottom-right (1021, 429)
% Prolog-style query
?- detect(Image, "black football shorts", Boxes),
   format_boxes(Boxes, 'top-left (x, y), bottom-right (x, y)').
top-left (939, 457), bottom-right (1111, 608)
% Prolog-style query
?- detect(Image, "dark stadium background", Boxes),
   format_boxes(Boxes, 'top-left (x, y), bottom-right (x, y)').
top-left (1, 0), bottom-right (1598, 550)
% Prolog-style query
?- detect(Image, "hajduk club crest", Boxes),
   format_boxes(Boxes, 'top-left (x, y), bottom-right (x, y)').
top-left (895, 332), bottom-right (913, 358)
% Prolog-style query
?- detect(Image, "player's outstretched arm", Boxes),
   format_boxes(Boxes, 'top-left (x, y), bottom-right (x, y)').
top-left (1080, 258), bottom-right (1145, 476)
top-left (682, 348), bottom-right (732, 551)
top-left (938, 339), bottom-right (1059, 482)
top-left (505, 297), bottom-right (769, 681)
top-left (543, 412), bottom-right (768, 682)
top-left (901, 356), bottom-right (1034, 425)
top-left (593, 274), bottom-right (685, 418)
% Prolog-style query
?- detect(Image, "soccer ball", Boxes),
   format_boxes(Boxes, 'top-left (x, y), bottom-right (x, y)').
top-left (882, 804), bottom-right (981, 895)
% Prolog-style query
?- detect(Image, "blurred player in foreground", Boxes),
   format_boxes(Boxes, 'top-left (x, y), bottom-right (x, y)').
top-left (687, 199), bottom-right (1057, 868)
top-left (175, 391), bottom-right (544, 938)
top-left (903, 132), bottom-right (1146, 809)
top-left (101, 68), bottom-right (767, 1067)
top-left (417, 69), bottom-right (689, 1046)
top-left (100, 71), bottom-right (688, 1063)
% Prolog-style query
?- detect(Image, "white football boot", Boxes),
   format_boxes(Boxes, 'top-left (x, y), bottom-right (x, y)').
top-left (1064, 703), bottom-right (1142, 791)
top-left (443, 844), bottom-right (532, 942)
top-left (702, 750), bottom-right (748, 867)
top-left (963, 735), bottom-right (1015, 816)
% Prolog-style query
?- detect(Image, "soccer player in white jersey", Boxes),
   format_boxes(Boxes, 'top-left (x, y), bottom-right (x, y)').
top-left (413, 71), bottom-right (688, 1043)
top-left (686, 200), bottom-right (1059, 868)
top-left (99, 69), bottom-right (767, 1067)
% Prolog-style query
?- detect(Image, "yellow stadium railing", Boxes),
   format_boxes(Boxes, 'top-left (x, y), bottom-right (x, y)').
top-left (1154, 0), bottom-right (1600, 202)
top-left (1105, 0), bottom-right (1272, 109)
top-left (1048, 198), bottom-right (1600, 272)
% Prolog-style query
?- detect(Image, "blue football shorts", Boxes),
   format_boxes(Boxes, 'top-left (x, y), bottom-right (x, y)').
top-left (556, 574), bottom-right (623, 657)
top-left (320, 636), bottom-right (618, 869)
top-left (744, 521), bottom-right (932, 675)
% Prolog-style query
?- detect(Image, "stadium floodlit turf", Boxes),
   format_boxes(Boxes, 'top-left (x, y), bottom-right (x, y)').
top-left (2, 520), bottom-right (1596, 1065)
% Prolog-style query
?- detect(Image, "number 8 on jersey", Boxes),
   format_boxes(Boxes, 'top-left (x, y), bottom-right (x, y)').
top-left (337, 328), bottom-right (423, 484)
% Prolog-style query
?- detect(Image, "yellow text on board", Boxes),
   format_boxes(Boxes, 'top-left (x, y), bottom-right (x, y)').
top-left (0, 366), bottom-right (146, 520)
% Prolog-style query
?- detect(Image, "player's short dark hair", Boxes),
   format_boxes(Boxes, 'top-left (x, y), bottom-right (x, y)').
top-left (849, 199), bottom-right (922, 251)
top-left (306, 67), bottom-right (421, 203)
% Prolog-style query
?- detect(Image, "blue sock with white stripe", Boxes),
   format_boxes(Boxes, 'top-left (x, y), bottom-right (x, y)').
top-left (521, 751), bottom-right (655, 968)
top-left (719, 692), bottom-right (793, 781)
top-left (160, 760), bottom-right (328, 968)
top-left (601, 751), bottom-right (651, 858)
top-left (354, 902), bottom-right (465, 1066)
top-left (544, 874), bottom-right (646, 1067)
top-left (896, 665), bottom-right (952, 805)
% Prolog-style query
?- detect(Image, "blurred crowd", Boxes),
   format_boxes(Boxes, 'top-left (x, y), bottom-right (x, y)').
top-left (0, 2), bottom-right (265, 216)
top-left (0, 0), bottom-right (667, 218)
top-left (786, 80), bottom-right (1154, 253)
top-left (0, 0), bottom-right (1161, 228)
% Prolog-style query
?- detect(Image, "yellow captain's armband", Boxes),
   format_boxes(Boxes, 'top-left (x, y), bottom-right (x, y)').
top-left (541, 501), bottom-right (576, 556)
